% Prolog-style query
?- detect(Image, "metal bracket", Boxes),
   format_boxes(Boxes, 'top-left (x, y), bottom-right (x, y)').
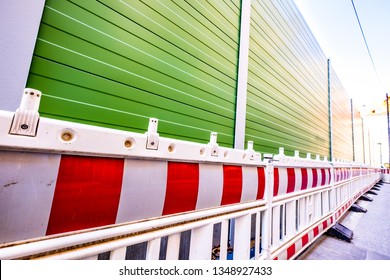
top-left (245, 141), bottom-right (255, 160)
top-left (9, 88), bottom-right (41, 137)
top-left (245, 141), bottom-right (261, 161)
top-left (208, 132), bottom-right (219, 156)
top-left (146, 118), bottom-right (159, 150)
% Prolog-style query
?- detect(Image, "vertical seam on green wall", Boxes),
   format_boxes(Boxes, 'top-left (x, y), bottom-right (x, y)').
top-left (234, 0), bottom-right (252, 150)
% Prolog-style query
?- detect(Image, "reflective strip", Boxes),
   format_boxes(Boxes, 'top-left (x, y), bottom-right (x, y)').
top-left (294, 168), bottom-right (302, 192)
top-left (273, 168), bottom-right (279, 196)
top-left (0, 151), bottom-right (60, 243)
top-left (241, 166), bottom-right (258, 202)
top-left (221, 165), bottom-right (242, 205)
top-left (301, 168), bottom-right (308, 190)
top-left (312, 168), bottom-right (318, 188)
top-left (163, 162), bottom-right (199, 216)
top-left (301, 233), bottom-right (309, 247)
top-left (277, 250), bottom-right (288, 260)
top-left (116, 160), bottom-right (167, 223)
top-left (287, 243), bottom-right (296, 259)
top-left (46, 155), bottom-right (124, 235)
top-left (273, 168), bottom-right (288, 196)
top-left (306, 168), bottom-right (313, 190)
top-left (196, 164), bottom-right (223, 209)
top-left (278, 168), bottom-right (288, 195)
top-left (286, 168), bottom-right (296, 193)
top-left (256, 167), bottom-right (266, 200)
top-left (295, 237), bottom-right (303, 253)
top-left (313, 224), bottom-right (320, 238)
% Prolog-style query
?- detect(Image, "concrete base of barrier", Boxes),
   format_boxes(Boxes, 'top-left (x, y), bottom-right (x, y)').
top-left (349, 204), bottom-right (367, 213)
top-left (327, 223), bottom-right (353, 242)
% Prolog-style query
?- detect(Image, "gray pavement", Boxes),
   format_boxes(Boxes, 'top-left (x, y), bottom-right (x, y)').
top-left (297, 181), bottom-right (390, 260)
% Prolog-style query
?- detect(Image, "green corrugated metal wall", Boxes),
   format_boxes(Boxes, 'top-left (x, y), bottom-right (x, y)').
top-left (26, 0), bottom-right (362, 161)
top-left (246, 0), bottom-right (329, 157)
top-left (26, 0), bottom-right (241, 147)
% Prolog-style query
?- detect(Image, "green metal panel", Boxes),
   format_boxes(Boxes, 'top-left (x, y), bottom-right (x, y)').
top-left (353, 110), bottom-right (364, 163)
top-left (26, 0), bottom-right (241, 147)
top-left (330, 68), bottom-right (354, 161)
top-left (25, 0), bottom-right (361, 161)
top-left (245, 0), bottom-right (329, 157)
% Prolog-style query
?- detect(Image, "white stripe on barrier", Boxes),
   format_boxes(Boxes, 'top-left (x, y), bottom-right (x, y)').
top-left (307, 168), bottom-right (313, 190)
top-left (0, 151), bottom-right (61, 243)
top-left (241, 166), bottom-right (258, 202)
top-left (294, 168), bottom-right (302, 192)
top-left (196, 164), bottom-right (223, 210)
top-left (278, 168), bottom-right (288, 196)
top-left (116, 159), bottom-right (167, 223)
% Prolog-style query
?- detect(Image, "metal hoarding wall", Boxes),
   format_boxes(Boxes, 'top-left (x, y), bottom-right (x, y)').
top-left (245, 0), bottom-right (329, 158)
top-left (26, 0), bottom-right (241, 147)
top-left (24, 0), bottom-right (363, 162)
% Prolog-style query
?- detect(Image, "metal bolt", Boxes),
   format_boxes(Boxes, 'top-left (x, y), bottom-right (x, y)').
top-left (21, 124), bottom-right (28, 130)
top-left (61, 132), bottom-right (73, 142)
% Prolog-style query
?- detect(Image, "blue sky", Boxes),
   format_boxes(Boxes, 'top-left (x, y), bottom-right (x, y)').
top-left (294, 0), bottom-right (390, 112)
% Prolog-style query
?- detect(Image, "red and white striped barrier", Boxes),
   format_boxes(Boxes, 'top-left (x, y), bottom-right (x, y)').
top-left (273, 167), bottom-right (332, 197)
top-left (0, 150), bottom-right (267, 243)
top-left (0, 106), bottom-right (382, 259)
top-left (273, 216), bottom-right (334, 260)
top-left (381, 168), bottom-right (390, 183)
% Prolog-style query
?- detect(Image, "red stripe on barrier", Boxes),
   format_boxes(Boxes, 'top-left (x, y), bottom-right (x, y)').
top-left (321, 169), bottom-right (326, 185)
top-left (302, 234), bottom-right (309, 247)
top-left (273, 168), bottom-right (279, 196)
top-left (256, 167), bottom-right (266, 200)
top-left (322, 220), bottom-right (328, 229)
top-left (301, 168), bottom-right (308, 190)
top-left (46, 155), bottom-right (124, 235)
top-left (312, 169), bottom-right (318, 188)
top-left (221, 165), bottom-right (243, 205)
top-left (313, 226), bottom-right (319, 237)
top-left (287, 168), bottom-right (295, 193)
top-left (163, 162), bottom-right (199, 215)
top-left (287, 243), bottom-right (296, 259)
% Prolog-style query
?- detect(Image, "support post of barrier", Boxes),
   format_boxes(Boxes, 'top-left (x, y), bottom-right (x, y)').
top-left (261, 156), bottom-right (274, 260)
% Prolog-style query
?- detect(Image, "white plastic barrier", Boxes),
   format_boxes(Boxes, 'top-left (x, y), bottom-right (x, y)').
top-left (381, 168), bottom-right (390, 183)
top-left (0, 108), bottom-right (381, 260)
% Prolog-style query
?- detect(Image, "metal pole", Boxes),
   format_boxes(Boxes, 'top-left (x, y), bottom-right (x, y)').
top-left (233, 0), bottom-right (252, 150)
